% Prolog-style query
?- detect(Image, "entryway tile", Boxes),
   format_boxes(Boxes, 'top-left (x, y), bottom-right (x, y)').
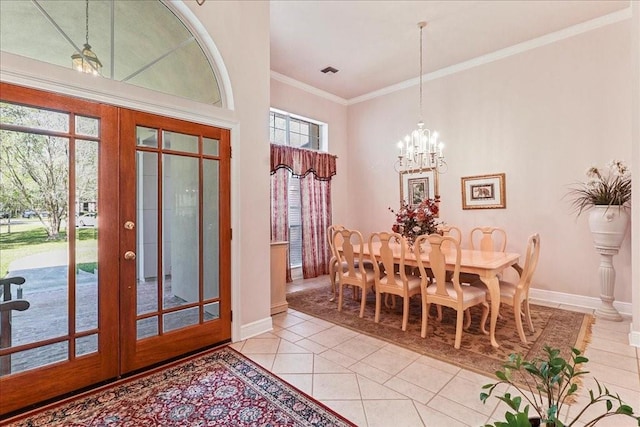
top-left (312, 373), bottom-right (361, 400)
top-left (362, 399), bottom-right (424, 427)
top-left (271, 353), bottom-right (314, 374)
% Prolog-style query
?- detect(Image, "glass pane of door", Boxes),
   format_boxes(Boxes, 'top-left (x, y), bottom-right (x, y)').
top-left (0, 103), bottom-right (75, 375)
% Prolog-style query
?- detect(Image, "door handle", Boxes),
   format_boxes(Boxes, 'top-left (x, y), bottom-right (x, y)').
top-left (124, 221), bottom-right (135, 230)
top-left (124, 251), bottom-right (136, 261)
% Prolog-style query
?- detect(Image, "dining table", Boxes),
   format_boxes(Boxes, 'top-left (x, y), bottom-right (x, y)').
top-left (359, 241), bottom-right (522, 348)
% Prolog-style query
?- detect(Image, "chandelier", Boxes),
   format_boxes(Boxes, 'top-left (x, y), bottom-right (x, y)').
top-left (395, 22), bottom-right (446, 174)
top-left (71, 0), bottom-right (102, 76)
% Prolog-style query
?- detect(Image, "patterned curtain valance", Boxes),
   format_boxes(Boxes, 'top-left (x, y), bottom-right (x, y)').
top-left (270, 144), bottom-right (337, 181)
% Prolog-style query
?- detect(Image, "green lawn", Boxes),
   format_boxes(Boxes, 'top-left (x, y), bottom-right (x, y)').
top-left (0, 220), bottom-right (98, 277)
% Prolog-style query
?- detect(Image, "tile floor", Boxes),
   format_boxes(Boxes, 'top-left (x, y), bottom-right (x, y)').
top-left (230, 276), bottom-right (640, 427)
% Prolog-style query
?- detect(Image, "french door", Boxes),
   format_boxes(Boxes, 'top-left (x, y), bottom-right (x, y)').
top-left (0, 83), bottom-right (231, 416)
top-left (118, 109), bottom-right (231, 373)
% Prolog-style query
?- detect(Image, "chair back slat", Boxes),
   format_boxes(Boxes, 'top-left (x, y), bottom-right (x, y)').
top-left (327, 224), bottom-right (346, 261)
top-left (415, 234), bottom-right (462, 299)
top-left (335, 229), bottom-right (366, 280)
top-left (369, 231), bottom-right (406, 288)
top-left (439, 225), bottom-right (462, 252)
top-left (518, 233), bottom-right (541, 292)
top-left (470, 226), bottom-right (507, 252)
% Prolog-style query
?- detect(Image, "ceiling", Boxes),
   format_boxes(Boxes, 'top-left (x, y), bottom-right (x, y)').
top-left (269, 0), bottom-right (630, 101)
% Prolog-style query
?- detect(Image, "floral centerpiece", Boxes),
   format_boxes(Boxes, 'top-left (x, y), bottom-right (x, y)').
top-left (389, 198), bottom-right (440, 247)
top-left (566, 160), bottom-right (631, 217)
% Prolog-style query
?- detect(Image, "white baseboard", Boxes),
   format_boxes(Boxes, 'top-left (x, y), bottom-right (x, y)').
top-left (529, 287), bottom-right (632, 316)
top-left (237, 316), bottom-right (273, 341)
top-left (630, 330), bottom-right (640, 347)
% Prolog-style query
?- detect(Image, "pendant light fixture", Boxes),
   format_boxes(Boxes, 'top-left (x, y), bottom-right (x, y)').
top-left (71, 0), bottom-right (102, 76)
top-left (395, 22), bottom-right (446, 174)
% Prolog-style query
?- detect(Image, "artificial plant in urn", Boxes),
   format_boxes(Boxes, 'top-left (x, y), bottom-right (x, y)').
top-left (480, 346), bottom-right (639, 427)
top-left (565, 160), bottom-right (631, 321)
top-left (566, 160), bottom-right (631, 216)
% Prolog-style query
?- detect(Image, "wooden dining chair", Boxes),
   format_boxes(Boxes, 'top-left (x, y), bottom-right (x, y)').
top-left (469, 226), bottom-right (507, 252)
top-left (459, 226), bottom-right (508, 285)
top-left (439, 224), bottom-right (463, 251)
top-left (327, 224), bottom-right (346, 298)
top-left (481, 233), bottom-right (541, 344)
top-left (334, 228), bottom-right (376, 318)
top-left (369, 231), bottom-right (421, 331)
top-left (414, 234), bottom-right (489, 349)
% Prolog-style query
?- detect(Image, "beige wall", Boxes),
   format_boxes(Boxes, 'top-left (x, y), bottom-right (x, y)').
top-left (188, 1), bottom-right (272, 333)
top-left (345, 20), bottom-right (633, 304)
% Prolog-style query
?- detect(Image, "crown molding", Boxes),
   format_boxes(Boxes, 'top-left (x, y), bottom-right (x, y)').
top-left (270, 71), bottom-right (348, 105)
top-left (271, 8), bottom-right (631, 106)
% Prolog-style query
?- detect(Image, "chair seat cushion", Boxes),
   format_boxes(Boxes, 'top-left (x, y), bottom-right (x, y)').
top-left (498, 280), bottom-right (520, 298)
top-left (425, 282), bottom-right (486, 303)
top-left (380, 274), bottom-right (421, 290)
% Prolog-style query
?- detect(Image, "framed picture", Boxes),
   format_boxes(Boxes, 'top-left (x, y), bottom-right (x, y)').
top-left (400, 169), bottom-right (438, 208)
top-left (461, 173), bottom-right (506, 209)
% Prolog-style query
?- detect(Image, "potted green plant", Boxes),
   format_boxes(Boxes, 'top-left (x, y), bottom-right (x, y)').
top-left (480, 345), bottom-right (639, 427)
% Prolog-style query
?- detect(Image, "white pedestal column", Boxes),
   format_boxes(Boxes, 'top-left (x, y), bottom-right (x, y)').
top-left (593, 247), bottom-right (623, 321)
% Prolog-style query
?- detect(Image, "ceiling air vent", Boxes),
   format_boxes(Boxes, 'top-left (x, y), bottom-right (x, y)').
top-left (320, 66), bottom-right (339, 74)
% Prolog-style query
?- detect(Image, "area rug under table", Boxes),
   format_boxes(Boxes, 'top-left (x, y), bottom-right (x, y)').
top-left (6, 346), bottom-right (355, 427)
top-left (287, 286), bottom-right (594, 379)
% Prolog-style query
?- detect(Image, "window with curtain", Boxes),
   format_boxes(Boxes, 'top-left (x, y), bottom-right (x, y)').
top-left (269, 111), bottom-right (335, 282)
top-left (269, 109), bottom-right (327, 273)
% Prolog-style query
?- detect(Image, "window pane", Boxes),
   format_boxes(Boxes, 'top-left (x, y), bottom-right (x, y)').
top-left (136, 151), bottom-right (159, 315)
top-left (275, 116), bottom-right (286, 130)
top-left (137, 126), bottom-right (158, 148)
top-left (162, 154), bottom-right (199, 310)
top-left (137, 317), bottom-right (158, 339)
top-left (203, 137), bottom-right (219, 156)
top-left (75, 116), bottom-right (99, 137)
top-left (0, 102), bottom-right (69, 133)
top-left (76, 334), bottom-right (98, 357)
top-left (274, 129), bottom-right (286, 144)
top-left (163, 131), bottom-right (198, 153)
top-left (204, 302), bottom-right (220, 321)
top-left (203, 160), bottom-right (219, 300)
top-left (290, 133), bottom-right (300, 147)
top-left (164, 307), bottom-right (199, 332)
top-left (76, 139), bottom-right (99, 332)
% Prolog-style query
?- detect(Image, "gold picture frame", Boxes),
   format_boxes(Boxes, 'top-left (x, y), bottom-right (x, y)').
top-left (461, 173), bottom-right (506, 209)
top-left (400, 169), bottom-right (439, 209)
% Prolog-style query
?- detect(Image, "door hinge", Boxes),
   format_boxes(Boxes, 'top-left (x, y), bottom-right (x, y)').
top-left (230, 228), bottom-right (232, 240)
top-left (230, 310), bottom-right (233, 322)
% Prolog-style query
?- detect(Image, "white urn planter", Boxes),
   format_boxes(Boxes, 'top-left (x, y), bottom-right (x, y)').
top-left (588, 205), bottom-right (630, 321)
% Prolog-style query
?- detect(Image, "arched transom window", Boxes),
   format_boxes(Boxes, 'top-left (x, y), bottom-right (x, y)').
top-left (0, 0), bottom-right (222, 106)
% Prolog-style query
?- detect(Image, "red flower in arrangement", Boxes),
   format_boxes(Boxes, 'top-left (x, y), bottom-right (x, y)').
top-left (389, 198), bottom-right (441, 246)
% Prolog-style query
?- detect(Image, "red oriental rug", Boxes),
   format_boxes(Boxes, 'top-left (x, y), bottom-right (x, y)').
top-left (4, 346), bottom-right (355, 427)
